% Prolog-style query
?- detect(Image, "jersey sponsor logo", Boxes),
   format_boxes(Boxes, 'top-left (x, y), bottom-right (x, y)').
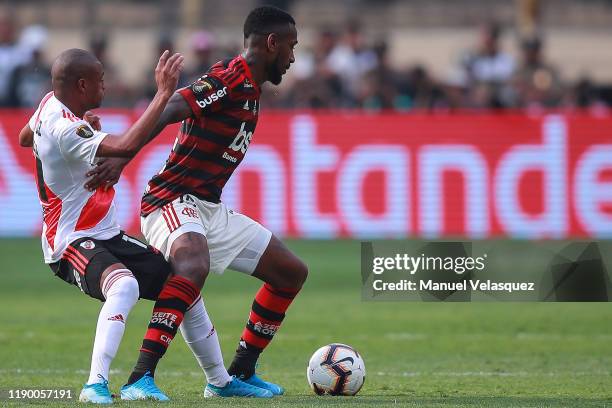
top-left (222, 151), bottom-right (238, 163)
top-left (229, 122), bottom-right (252, 154)
top-left (80, 240), bottom-right (96, 250)
top-left (108, 314), bottom-right (125, 323)
top-left (196, 87), bottom-right (228, 109)
top-left (151, 311), bottom-right (178, 329)
top-left (181, 207), bottom-right (198, 219)
top-left (76, 125), bottom-right (94, 139)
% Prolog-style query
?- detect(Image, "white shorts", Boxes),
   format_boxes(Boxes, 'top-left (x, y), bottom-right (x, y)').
top-left (141, 194), bottom-right (272, 275)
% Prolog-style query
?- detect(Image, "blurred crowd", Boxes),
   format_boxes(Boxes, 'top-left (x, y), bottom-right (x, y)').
top-left (1, 14), bottom-right (610, 112)
top-left (274, 20), bottom-right (611, 111)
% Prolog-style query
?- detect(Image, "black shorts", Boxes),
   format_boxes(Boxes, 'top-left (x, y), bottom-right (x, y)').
top-left (49, 232), bottom-right (171, 302)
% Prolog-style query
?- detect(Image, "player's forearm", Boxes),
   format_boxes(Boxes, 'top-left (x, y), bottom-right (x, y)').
top-left (97, 91), bottom-right (173, 157)
top-left (120, 91), bottom-right (173, 154)
top-left (144, 92), bottom-right (192, 145)
top-left (145, 110), bottom-right (173, 146)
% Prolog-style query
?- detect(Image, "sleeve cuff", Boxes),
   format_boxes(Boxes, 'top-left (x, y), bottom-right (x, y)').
top-left (88, 132), bottom-right (109, 165)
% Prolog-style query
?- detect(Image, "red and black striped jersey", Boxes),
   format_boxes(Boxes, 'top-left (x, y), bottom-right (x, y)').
top-left (141, 55), bottom-right (261, 216)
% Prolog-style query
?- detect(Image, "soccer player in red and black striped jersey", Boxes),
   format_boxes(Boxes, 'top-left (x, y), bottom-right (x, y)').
top-left (87, 6), bottom-right (306, 397)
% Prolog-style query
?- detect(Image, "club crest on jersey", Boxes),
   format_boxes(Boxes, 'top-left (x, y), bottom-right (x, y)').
top-left (193, 78), bottom-right (213, 93)
top-left (80, 240), bottom-right (96, 250)
top-left (76, 125), bottom-right (94, 139)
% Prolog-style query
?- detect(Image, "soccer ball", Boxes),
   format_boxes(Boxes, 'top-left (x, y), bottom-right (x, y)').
top-left (307, 343), bottom-right (365, 396)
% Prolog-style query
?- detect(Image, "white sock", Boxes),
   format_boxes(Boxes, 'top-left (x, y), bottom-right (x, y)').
top-left (180, 296), bottom-right (232, 387)
top-left (87, 270), bottom-right (139, 384)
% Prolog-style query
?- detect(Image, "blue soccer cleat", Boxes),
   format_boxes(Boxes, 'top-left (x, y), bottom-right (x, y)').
top-left (79, 375), bottom-right (113, 404)
top-left (120, 371), bottom-right (169, 401)
top-left (241, 374), bottom-right (284, 395)
top-left (204, 376), bottom-right (273, 398)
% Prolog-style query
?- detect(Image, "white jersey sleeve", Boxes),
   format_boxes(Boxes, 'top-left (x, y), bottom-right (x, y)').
top-left (58, 121), bottom-right (108, 165)
top-left (28, 108), bottom-right (39, 131)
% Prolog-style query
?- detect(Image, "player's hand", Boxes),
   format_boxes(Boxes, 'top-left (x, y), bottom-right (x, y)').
top-left (155, 50), bottom-right (184, 98)
top-left (84, 111), bottom-right (101, 131)
top-left (84, 157), bottom-right (130, 192)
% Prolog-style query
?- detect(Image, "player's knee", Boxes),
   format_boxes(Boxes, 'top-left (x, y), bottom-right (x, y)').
top-left (105, 272), bottom-right (139, 305)
top-left (276, 257), bottom-right (308, 289)
top-left (171, 250), bottom-right (209, 289)
top-left (292, 258), bottom-right (308, 288)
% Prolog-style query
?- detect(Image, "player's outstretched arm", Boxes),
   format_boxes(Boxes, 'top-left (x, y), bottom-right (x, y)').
top-left (84, 88), bottom-right (192, 191)
top-left (95, 50), bottom-right (184, 158)
top-left (146, 92), bottom-right (192, 143)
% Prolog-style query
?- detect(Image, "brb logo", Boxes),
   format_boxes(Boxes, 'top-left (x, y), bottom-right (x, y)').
top-left (229, 122), bottom-right (253, 154)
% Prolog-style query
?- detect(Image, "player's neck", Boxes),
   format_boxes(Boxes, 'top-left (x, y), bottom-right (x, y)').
top-left (54, 91), bottom-right (86, 118)
top-left (242, 50), bottom-right (267, 87)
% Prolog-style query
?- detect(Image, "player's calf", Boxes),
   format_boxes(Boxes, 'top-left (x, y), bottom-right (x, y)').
top-left (88, 268), bottom-right (139, 386)
top-left (228, 236), bottom-right (308, 382)
top-left (126, 232), bottom-right (209, 385)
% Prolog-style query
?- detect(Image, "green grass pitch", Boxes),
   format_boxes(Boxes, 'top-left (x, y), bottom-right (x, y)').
top-left (0, 238), bottom-right (610, 407)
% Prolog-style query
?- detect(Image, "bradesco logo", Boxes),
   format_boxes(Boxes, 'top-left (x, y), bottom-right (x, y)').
top-left (196, 87), bottom-right (227, 109)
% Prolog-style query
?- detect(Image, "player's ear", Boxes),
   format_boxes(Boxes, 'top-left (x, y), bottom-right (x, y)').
top-left (77, 78), bottom-right (87, 94)
top-left (266, 33), bottom-right (278, 53)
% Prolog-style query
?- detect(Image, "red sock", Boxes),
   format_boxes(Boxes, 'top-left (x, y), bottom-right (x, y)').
top-left (129, 276), bottom-right (199, 382)
top-left (228, 283), bottom-right (300, 378)
top-left (243, 283), bottom-right (299, 350)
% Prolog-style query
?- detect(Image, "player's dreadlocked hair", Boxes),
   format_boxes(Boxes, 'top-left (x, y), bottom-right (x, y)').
top-left (243, 5), bottom-right (295, 39)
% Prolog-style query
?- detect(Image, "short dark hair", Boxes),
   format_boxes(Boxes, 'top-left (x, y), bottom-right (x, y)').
top-left (243, 5), bottom-right (295, 39)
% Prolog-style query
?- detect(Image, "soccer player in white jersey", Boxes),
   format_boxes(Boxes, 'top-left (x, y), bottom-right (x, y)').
top-left (20, 48), bottom-right (271, 403)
